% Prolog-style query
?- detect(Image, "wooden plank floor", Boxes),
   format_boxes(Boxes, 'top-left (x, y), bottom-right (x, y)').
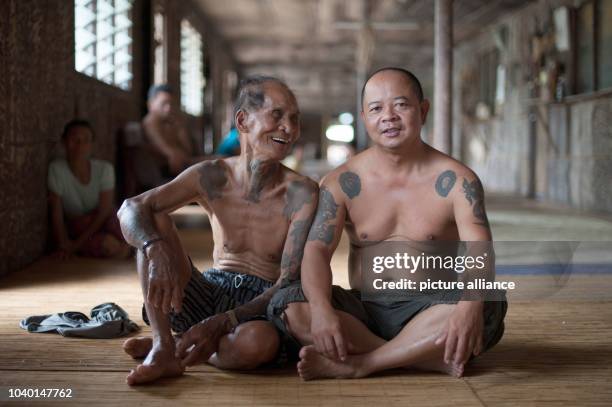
top-left (1, 219), bottom-right (612, 405)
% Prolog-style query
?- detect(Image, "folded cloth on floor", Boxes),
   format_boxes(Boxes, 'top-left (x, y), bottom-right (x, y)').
top-left (19, 302), bottom-right (139, 339)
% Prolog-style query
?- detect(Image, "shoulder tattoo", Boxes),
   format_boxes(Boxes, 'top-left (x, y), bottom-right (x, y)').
top-left (339, 171), bottom-right (361, 199)
top-left (198, 161), bottom-right (227, 201)
top-left (283, 180), bottom-right (315, 219)
top-left (435, 170), bottom-right (457, 198)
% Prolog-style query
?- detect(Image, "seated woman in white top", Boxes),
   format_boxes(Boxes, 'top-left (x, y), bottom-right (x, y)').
top-left (48, 120), bottom-right (131, 259)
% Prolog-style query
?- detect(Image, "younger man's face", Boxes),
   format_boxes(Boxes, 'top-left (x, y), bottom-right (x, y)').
top-left (361, 70), bottom-right (429, 151)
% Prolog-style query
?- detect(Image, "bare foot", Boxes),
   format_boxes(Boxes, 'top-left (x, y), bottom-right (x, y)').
top-left (413, 357), bottom-right (465, 378)
top-left (126, 341), bottom-right (184, 385)
top-left (123, 337), bottom-right (153, 359)
top-left (297, 345), bottom-right (361, 381)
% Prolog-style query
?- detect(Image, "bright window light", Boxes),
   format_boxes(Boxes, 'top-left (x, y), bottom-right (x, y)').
top-left (153, 9), bottom-right (166, 84)
top-left (325, 124), bottom-right (354, 143)
top-left (180, 19), bottom-right (204, 116)
top-left (327, 144), bottom-right (352, 167)
top-left (75, 0), bottom-right (134, 90)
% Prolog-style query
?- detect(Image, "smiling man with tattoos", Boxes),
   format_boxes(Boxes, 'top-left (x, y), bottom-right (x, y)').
top-left (117, 75), bottom-right (318, 385)
top-left (268, 67), bottom-right (507, 380)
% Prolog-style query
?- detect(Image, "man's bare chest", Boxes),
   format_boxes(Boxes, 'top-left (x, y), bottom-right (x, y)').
top-left (345, 187), bottom-right (457, 242)
top-left (206, 194), bottom-right (290, 251)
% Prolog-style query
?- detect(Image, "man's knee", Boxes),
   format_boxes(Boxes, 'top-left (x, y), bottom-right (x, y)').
top-left (283, 302), bottom-right (311, 344)
top-left (219, 321), bottom-right (279, 369)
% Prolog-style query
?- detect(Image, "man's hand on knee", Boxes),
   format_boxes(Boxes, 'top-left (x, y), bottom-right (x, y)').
top-left (310, 304), bottom-right (347, 361)
top-left (435, 301), bottom-right (484, 365)
top-left (175, 313), bottom-right (233, 367)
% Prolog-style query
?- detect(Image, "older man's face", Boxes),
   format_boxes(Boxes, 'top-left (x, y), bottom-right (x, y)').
top-left (242, 82), bottom-right (300, 161)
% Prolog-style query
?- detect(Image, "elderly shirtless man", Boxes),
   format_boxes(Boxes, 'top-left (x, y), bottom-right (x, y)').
top-left (268, 67), bottom-right (507, 380)
top-left (118, 76), bottom-right (318, 385)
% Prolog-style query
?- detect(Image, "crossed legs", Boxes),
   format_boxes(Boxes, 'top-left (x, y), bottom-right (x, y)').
top-left (284, 302), bottom-right (464, 380)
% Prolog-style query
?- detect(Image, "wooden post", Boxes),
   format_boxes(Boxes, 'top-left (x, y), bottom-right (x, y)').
top-left (433, 0), bottom-right (453, 154)
top-left (355, 0), bottom-right (371, 152)
top-left (356, 66), bottom-right (368, 151)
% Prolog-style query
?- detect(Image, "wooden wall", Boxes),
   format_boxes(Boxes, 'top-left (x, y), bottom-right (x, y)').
top-left (0, 0), bottom-right (238, 275)
top-left (453, 0), bottom-right (612, 215)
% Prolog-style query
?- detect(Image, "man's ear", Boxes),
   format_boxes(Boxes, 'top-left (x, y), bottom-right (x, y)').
top-left (360, 109), bottom-right (366, 122)
top-left (235, 110), bottom-right (249, 133)
top-left (420, 99), bottom-right (430, 125)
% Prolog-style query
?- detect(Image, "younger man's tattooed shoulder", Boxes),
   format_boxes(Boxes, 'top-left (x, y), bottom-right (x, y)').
top-left (435, 170), bottom-right (457, 198)
top-left (339, 171), bottom-right (361, 199)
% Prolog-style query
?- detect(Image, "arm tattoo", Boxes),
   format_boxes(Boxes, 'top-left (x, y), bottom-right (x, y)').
top-left (198, 161), bottom-right (227, 201)
top-left (435, 170), bottom-right (457, 197)
top-left (280, 219), bottom-right (310, 285)
top-left (462, 178), bottom-right (489, 227)
top-left (307, 187), bottom-right (338, 245)
top-left (233, 289), bottom-right (277, 324)
top-left (283, 180), bottom-right (314, 219)
top-left (339, 171), bottom-right (361, 199)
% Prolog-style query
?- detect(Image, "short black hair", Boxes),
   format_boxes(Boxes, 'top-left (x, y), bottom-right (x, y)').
top-left (360, 67), bottom-right (424, 109)
top-left (233, 75), bottom-right (291, 117)
top-left (61, 119), bottom-right (94, 142)
top-left (148, 83), bottom-right (173, 101)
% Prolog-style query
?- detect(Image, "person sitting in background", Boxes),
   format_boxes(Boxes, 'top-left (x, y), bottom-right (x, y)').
top-left (48, 120), bottom-right (131, 259)
top-left (142, 84), bottom-right (202, 176)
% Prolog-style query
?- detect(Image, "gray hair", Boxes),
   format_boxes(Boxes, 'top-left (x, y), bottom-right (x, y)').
top-left (233, 75), bottom-right (291, 117)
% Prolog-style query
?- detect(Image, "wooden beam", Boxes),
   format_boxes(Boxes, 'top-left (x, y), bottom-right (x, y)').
top-left (433, 0), bottom-right (453, 154)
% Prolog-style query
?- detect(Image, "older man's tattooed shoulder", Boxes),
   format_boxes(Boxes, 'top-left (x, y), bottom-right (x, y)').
top-left (283, 180), bottom-right (316, 219)
top-left (198, 160), bottom-right (228, 201)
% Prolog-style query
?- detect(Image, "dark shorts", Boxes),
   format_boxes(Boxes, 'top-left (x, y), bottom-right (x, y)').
top-left (143, 265), bottom-right (273, 333)
top-left (267, 280), bottom-right (507, 357)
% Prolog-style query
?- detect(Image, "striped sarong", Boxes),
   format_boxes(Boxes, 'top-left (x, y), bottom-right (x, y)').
top-left (143, 265), bottom-right (274, 333)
